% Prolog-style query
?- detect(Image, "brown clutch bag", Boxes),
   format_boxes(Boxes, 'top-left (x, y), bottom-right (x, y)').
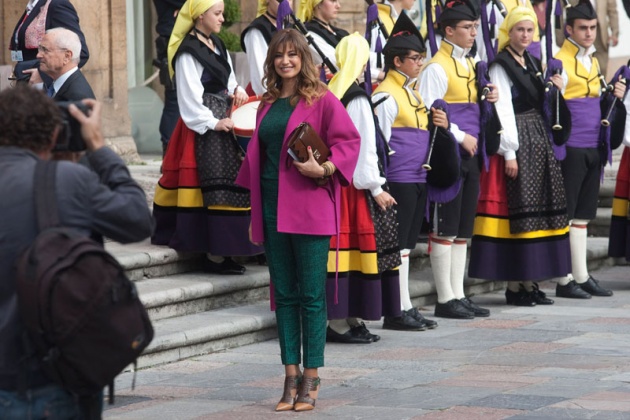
top-left (286, 122), bottom-right (330, 166)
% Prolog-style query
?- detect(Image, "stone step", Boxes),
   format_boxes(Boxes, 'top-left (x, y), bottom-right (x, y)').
top-left (138, 301), bottom-right (278, 368)
top-left (136, 266), bottom-right (270, 321)
top-left (105, 239), bottom-right (204, 281)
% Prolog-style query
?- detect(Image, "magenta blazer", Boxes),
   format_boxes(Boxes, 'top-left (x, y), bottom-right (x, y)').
top-left (236, 91), bottom-right (360, 243)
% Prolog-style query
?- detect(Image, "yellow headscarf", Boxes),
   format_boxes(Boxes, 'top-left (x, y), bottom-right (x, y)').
top-left (328, 33), bottom-right (370, 100)
top-left (497, 6), bottom-right (538, 52)
top-left (167, 0), bottom-right (223, 79)
top-left (297, 0), bottom-right (323, 22)
top-left (257, 0), bottom-right (267, 17)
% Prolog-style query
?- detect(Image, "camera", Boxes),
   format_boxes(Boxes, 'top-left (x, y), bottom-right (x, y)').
top-left (54, 101), bottom-right (89, 152)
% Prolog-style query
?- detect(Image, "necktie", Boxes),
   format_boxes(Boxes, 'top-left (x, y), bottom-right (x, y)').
top-left (46, 84), bottom-right (55, 98)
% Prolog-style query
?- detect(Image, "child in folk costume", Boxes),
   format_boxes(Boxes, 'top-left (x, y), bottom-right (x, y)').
top-left (419, 0), bottom-right (496, 319)
top-left (373, 12), bottom-right (447, 331)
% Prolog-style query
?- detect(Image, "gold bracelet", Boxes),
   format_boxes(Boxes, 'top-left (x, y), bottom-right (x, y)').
top-left (321, 161), bottom-right (335, 178)
top-left (325, 161), bottom-right (336, 176)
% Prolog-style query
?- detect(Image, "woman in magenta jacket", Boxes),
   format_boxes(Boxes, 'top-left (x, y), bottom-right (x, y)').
top-left (236, 29), bottom-right (360, 412)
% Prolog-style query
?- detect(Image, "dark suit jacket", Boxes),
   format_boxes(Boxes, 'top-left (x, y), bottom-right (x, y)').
top-left (10, 0), bottom-right (89, 67)
top-left (53, 69), bottom-right (95, 102)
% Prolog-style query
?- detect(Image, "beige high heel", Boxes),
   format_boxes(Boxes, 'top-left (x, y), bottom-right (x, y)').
top-left (275, 375), bottom-right (301, 411)
top-left (293, 376), bottom-right (320, 411)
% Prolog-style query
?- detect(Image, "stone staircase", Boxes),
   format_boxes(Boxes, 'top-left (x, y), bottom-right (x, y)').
top-left (112, 153), bottom-right (620, 369)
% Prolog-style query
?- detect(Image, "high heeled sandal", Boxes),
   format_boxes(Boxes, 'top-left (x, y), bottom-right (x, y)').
top-left (275, 375), bottom-right (301, 411)
top-left (294, 376), bottom-right (320, 412)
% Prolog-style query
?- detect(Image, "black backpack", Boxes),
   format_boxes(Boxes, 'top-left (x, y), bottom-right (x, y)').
top-left (15, 160), bottom-right (154, 399)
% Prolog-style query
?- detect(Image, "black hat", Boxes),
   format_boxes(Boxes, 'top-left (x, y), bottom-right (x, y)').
top-left (438, 0), bottom-right (480, 23)
top-left (383, 11), bottom-right (426, 55)
top-left (566, 0), bottom-right (597, 21)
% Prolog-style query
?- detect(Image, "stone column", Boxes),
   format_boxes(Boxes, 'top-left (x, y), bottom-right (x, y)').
top-left (0, 0), bottom-right (140, 162)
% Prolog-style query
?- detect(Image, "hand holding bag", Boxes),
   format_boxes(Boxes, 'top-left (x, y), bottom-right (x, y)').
top-left (286, 122), bottom-right (331, 186)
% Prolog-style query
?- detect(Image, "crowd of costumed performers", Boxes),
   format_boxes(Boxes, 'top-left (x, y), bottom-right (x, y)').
top-left (149, 0), bottom-right (629, 410)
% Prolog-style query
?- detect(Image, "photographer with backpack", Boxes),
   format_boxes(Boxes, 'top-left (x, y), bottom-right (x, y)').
top-left (0, 85), bottom-right (154, 419)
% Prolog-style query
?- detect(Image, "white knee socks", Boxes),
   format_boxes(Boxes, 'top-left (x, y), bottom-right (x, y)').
top-left (451, 240), bottom-right (468, 300)
top-left (569, 221), bottom-right (589, 284)
top-left (430, 237), bottom-right (455, 304)
top-left (399, 250), bottom-right (413, 311)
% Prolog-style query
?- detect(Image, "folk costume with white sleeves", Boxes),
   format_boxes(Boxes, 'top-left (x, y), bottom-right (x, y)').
top-left (419, 0), bottom-right (491, 320)
top-left (468, 7), bottom-right (571, 305)
top-left (240, 0), bottom-right (277, 96)
top-left (372, 13), bottom-right (439, 331)
top-left (554, 0), bottom-right (614, 298)
top-left (324, 34), bottom-right (402, 344)
top-left (152, 0), bottom-right (262, 259)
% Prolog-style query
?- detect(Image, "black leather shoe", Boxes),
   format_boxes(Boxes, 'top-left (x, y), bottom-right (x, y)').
top-left (531, 283), bottom-right (554, 305)
top-left (505, 288), bottom-right (536, 306)
top-left (383, 311), bottom-right (427, 331)
top-left (578, 276), bottom-right (613, 297)
top-left (556, 280), bottom-right (592, 299)
top-left (407, 308), bottom-right (438, 329)
top-left (326, 326), bottom-right (372, 344)
top-left (350, 322), bottom-right (380, 342)
top-left (434, 299), bottom-right (474, 319)
top-left (204, 257), bottom-right (246, 275)
top-left (460, 297), bottom-right (490, 317)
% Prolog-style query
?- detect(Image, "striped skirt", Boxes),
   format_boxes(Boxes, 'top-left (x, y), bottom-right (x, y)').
top-left (152, 118), bottom-right (262, 256)
top-left (468, 110), bottom-right (571, 281)
top-left (608, 146), bottom-right (630, 260)
top-left (325, 184), bottom-right (401, 320)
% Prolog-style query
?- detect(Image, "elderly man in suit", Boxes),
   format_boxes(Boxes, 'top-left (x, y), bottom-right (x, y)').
top-left (34, 27), bottom-right (94, 101)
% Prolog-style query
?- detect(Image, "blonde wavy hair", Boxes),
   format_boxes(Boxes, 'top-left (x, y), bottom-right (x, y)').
top-left (262, 29), bottom-right (326, 107)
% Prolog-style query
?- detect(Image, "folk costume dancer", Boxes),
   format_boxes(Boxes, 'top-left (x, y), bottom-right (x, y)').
top-left (297, 0), bottom-right (349, 73)
top-left (476, 0), bottom-right (543, 63)
top-left (420, 0), bottom-right (494, 319)
top-left (152, 0), bottom-right (263, 274)
top-left (607, 62), bottom-right (630, 260)
top-left (373, 13), bottom-right (443, 331)
top-left (240, 0), bottom-right (280, 96)
top-left (324, 33), bottom-right (403, 344)
top-left (554, 0), bottom-right (625, 298)
top-left (468, 6), bottom-right (570, 306)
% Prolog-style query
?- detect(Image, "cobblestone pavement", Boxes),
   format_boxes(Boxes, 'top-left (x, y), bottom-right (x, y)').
top-left (105, 264), bottom-right (630, 420)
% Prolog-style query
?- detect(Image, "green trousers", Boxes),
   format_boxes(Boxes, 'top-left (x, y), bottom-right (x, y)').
top-left (262, 180), bottom-right (330, 368)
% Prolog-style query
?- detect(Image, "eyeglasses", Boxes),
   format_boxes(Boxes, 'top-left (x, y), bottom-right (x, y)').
top-left (37, 45), bottom-right (67, 54)
top-left (455, 23), bottom-right (480, 32)
top-left (403, 54), bottom-right (425, 64)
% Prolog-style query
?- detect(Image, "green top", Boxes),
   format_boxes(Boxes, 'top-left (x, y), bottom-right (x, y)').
top-left (259, 97), bottom-right (295, 182)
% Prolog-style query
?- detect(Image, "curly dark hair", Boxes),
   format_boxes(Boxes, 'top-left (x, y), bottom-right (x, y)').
top-left (0, 85), bottom-right (62, 153)
top-left (261, 29), bottom-right (326, 107)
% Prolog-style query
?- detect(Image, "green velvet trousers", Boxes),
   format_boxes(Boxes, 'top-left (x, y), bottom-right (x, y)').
top-left (262, 180), bottom-right (330, 368)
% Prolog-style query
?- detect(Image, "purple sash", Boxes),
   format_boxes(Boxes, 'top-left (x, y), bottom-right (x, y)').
top-left (387, 127), bottom-right (430, 183)
top-left (449, 103), bottom-right (481, 157)
top-left (566, 97), bottom-right (600, 148)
